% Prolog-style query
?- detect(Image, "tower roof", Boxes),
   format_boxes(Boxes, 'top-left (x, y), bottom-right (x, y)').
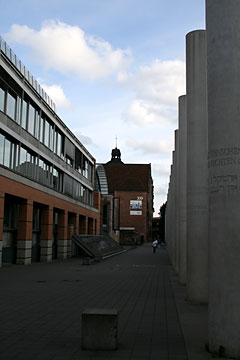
top-left (103, 163), bottom-right (152, 193)
top-left (107, 146), bottom-right (123, 164)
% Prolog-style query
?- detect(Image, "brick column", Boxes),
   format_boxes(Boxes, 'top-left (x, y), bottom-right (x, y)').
top-left (0, 192), bottom-right (4, 267)
top-left (95, 215), bottom-right (101, 235)
top-left (17, 199), bottom-right (33, 265)
top-left (58, 210), bottom-right (68, 260)
top-left (94, 192), bottom-right (101, 210)
top-left (40, 205), bottom-right (53, 262)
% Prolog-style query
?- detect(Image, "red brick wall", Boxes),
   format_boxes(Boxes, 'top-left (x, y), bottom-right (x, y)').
top-left (115, 191), bottom-right (148, 242)
top-left (0, 175), bottom-right (100, 234)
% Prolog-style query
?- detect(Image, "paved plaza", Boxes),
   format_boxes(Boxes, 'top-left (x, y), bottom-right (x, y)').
top-left (0, 244), bottom-right (213, 360)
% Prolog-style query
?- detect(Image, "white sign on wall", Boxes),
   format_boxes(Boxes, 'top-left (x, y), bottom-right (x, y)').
top-left (130, 210), bottom-right (142, 216)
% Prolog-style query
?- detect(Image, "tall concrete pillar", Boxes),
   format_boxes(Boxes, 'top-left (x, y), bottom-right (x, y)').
top-left (166, 168), bottom-right (173, 264)
top-left (171, 152), bottom-right (176, 269)
top-left (174, 130), bottom-right (180, 274)
top-left (207, 1), bottom-right (240, 357)
top-left (166, 179), bottom-right (171, 261)
top-left (186, 30), bottom-right (208, 303)
top-left (178, 95), bottom-right (187, 284)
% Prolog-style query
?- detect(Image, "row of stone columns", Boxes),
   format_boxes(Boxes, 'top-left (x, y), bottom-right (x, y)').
top-left (166, 1), bottom-right (240, 358)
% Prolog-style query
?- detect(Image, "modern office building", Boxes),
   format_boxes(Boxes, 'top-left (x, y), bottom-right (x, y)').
top-left (0, 36), bottom-right (100, 266)
top-left (96, 147), bottom-right (153, 244)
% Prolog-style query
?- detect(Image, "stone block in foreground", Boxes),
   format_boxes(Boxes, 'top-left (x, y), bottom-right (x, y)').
top-left (82, 308), bottom-right (118, 350)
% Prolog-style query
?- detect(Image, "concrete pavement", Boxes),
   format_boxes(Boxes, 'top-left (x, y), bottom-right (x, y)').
top-left (0, 244), bottom-right (215, 360)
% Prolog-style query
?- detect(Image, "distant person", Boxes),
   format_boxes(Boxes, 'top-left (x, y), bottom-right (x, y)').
top-left (152, 239), bottom-right (158, 253)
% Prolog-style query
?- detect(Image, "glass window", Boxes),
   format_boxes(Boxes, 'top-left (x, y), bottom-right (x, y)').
top-left (0, 133), bottom-right (4, 164)
top-left (75, 181), bottom-right (83, 201)
top-left (57, 132), bottom-right (62, 156)
top-left (53, 168), bottom-right (59, 190)
top-left (37, 158), bottom-right (51, 186)
top-left (21, 100), bottom-right (28, 129)
top-left (44, 120), bottom-right (49, 147)
top-left (33, 156), bottom-right (38, 180)
top-left (48, 165), bottom-right (53, 186)
top-left (28, 103), bottom-right (35, 135)
top-left (66, 156), bottom-right (73, 167)
top-left (4, 138), bottom-right (11, 168)
top-left (6, 92), bottom-right (16, 120)
top-left (19, 146), bottom-right (27, 175)
top-left (16, 97), bottom-right (21, 124)
top-left (26, 152), bottom-right (30, 177)
top-left (49, 124), bottom-right (54, 151)
top-left (38, 158), bottom-right (44, 183)
top-left (89, 191), bottom-right (93, 206)
top-left (58, 171), bottom-right (63, 192)
top-left (56, 132), bottom-right (64, 158)
top-left (64, 174), bottom-right (73, 197)
top-left (10, 143), bottom-right (16, 170)
top-left (0, 87), bottom-right (5, 112)
top-left (40, 117), bottom-right (44, 143)
top-left (35, 112), bottom-right (40, 139)
top-left (85, 160), bottom-right (88, 179)
top-left (15, 144), bottom-right (19, 169)
top-left (54, 130), bottom-right (57, 153)
top-left (89, 163), bottom-right (93, 182)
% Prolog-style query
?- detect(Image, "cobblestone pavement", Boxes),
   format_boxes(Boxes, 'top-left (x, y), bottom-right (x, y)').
top-left (0, 244), bottom-right (209, 360)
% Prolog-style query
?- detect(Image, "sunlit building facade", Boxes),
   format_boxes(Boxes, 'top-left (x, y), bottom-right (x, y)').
top-left (0, 36), bottom-right (100, 266)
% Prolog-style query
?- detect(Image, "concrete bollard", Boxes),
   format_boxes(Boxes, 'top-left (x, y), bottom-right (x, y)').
top-left (82, 308), bottom-right (118, 350)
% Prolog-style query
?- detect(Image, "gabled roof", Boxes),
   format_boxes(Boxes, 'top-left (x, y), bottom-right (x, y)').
top-left (103, 163), bottom-right (152, 194)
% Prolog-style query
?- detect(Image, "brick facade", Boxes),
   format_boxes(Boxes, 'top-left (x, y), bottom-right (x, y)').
top-left (0, 174), bottom-right (100, 265)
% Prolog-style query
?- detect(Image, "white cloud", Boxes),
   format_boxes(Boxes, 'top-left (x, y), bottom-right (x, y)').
top-left (5, 20), bottom-right (133, 79)
top-left (119, 59), bottom-right (185, 125)
top-left (154, 184), bottom-right (168, 197)
top-left (40, 82), bottom-right (71, 109)
top-left (123, 99), bottom-right (176, 125)
top-left (126, 138), bottom-right (172, 155)
top-left (153, 184), bottom-right (168, 214)
top-left (152, 163), bottom-right (170, 177)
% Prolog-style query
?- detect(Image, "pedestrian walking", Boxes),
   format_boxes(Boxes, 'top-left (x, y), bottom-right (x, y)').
top-left (152, 239), bottom-right (158, 253)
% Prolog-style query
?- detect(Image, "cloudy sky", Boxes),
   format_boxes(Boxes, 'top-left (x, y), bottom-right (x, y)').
top-left (0, 0), bottom-right (205, 215)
